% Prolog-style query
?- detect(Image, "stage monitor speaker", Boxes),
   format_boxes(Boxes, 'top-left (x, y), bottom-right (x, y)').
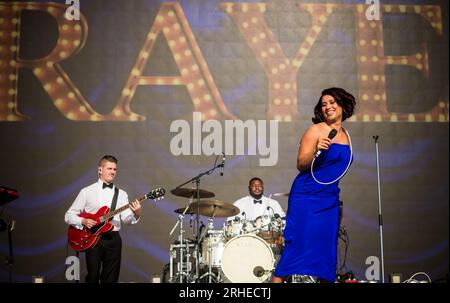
top-left (389, 273), bottom-right (402, 283)
top-left (32, 275), bottom-right (45, 283)
top-left (151, 275), bottom-right (162, 283)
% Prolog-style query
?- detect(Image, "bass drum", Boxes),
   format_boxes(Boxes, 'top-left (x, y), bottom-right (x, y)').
top-left (221, 234), bottom-right (274, 283)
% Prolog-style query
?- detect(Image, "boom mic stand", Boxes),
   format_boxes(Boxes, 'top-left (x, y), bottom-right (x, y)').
top-left (373, 135), bottom-right (385, 283)
top-left (172, 156), bottom-right (224, 282)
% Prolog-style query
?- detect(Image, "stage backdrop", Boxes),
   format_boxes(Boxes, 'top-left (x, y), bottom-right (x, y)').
top-left (0, 0), bottom-right (448, 282)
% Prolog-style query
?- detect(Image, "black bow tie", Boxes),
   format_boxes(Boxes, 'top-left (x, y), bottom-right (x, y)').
top-left (102, 182), bottom-right (113, 189)
top-left (254, 199), bottom-right (262, 204)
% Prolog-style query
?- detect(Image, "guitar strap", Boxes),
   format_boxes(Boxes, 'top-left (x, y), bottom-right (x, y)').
top-left (110, 187), bottom-right (119, 212)
top-left (102, 188), bottom-right (119, 238)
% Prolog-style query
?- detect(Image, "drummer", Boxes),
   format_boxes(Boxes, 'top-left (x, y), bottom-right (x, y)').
top-left (227, 177), bottom-right (285, 222)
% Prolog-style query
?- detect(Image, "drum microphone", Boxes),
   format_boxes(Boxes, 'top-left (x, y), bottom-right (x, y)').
top-left (253, 266), bottom-right (271, 278)
top-left (241, 212), bottom-right (247, 229)
top-left (266, 206), bottom-right (275, 216)
top-left (315, 129), bottom-right (337, 158)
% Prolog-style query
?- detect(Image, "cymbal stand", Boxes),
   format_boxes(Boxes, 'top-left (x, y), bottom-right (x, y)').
top-left (171, 155), bottom-right (224, 282)
top-left (169, 203), bottom-right (191, 283)
top-left (199, 217), bottom-right (219, 283)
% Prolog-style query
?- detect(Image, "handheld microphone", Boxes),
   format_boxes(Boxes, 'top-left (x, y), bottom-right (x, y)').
top-left (315, 129), bottom-right (338, 158)
top-left (220, 153), bottom-right (225, 176)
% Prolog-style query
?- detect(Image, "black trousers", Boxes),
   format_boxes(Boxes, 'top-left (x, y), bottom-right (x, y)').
top-left (85, 231), bottom-right (122, 283)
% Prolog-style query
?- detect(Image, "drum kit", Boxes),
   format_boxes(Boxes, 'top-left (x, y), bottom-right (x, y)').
top-left (169, 187), bottom-right (287, 283)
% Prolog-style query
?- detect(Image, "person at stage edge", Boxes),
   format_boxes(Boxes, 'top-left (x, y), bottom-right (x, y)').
top-left (228, 177), bottom-right (285, 222)
top-left (65, 155), bottom-right (141, 283)
top-left (272, 87), bottom-right (355, 283)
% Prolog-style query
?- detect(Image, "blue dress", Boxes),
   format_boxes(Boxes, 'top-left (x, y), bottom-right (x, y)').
top-left (274, 143), bottom-right (352, 282)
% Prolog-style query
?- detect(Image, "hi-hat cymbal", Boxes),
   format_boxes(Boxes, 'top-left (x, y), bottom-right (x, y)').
top-left (171, 188), bottom-right (215, 199)
top-left (174, 200), bottom-right (240, 217)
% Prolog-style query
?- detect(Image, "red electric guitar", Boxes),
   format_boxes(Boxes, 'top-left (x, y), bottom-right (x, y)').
top-left (67, 187), bottom-right (165, 251)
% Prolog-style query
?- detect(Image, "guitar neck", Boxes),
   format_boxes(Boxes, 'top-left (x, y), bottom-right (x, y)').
top-left (103, 195), bottom-right (147, 220)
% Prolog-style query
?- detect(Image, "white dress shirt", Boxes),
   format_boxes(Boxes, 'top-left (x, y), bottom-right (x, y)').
top-left (227, 195), bottom-right (285, 222)
top-left (65, 179), bottom-right (139, 231)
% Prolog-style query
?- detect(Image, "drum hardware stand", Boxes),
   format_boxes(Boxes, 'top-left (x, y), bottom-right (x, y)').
top-left (169, 204), bottom-right (193, 283)
top-left (199, 217), bottom-right (220, 283)
top-left (240, 212), bottom-right (248, 235)
top-left (171, 155), bottom-right (224, 283)
top-left (253, 266), bottom-right (275, 282)
top-left (291, 275), bottom-right (317, 283)
top-left (373, 135), bottom-right (385, 283)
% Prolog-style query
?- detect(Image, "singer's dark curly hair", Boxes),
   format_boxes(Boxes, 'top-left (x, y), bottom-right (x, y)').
top-left (312, 87), bottom-right (356, 124)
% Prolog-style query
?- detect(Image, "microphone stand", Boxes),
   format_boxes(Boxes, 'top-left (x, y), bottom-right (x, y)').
top-left (6, 220), bottom-right (15, 283)
top-left (172, 157), bottom-right (224, 283)
top-left (373, 135), bottom-right (385, 283)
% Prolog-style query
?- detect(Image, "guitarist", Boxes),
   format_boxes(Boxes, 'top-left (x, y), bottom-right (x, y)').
top-left (64, 155), bottom-right (141, 283)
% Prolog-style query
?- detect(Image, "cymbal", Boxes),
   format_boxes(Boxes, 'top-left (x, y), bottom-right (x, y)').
top-left (174, 200), bottom-right (240, 217)
top-left (171, 188), bottom-right (215, 199)
top-left (272, 192), bottom-right (290, 197)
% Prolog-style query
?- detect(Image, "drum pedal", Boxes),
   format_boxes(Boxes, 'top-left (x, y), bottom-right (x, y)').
top-left (290, 275), bottom-right (317, 283)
